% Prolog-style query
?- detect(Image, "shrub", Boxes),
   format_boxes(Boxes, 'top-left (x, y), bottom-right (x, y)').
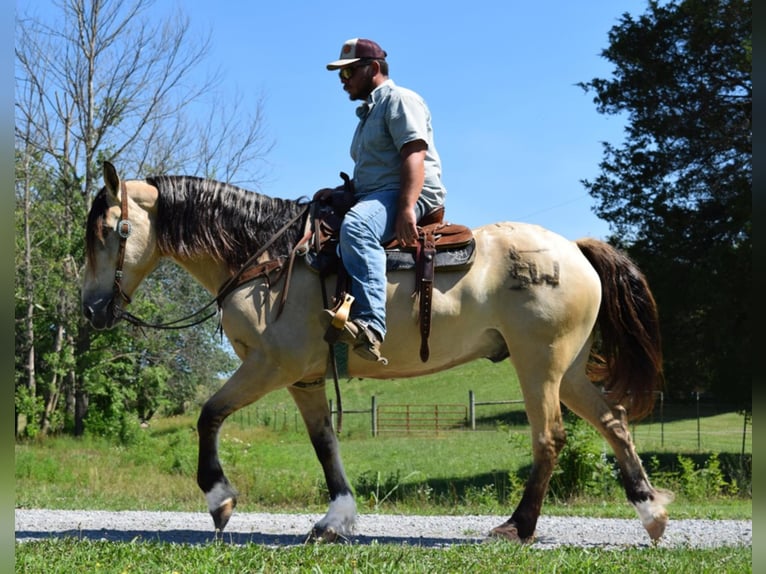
top-left (548, 414), bottom-right (616, 501)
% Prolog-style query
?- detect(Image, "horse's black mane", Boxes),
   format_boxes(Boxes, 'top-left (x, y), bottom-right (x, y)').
top-left (86, 175), bottom-right (309, 272)
top-left (147, 175), bottom-right (308, 271)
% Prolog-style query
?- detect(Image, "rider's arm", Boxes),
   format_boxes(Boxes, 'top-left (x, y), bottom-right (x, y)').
top-left (396, 139), bottom-right (427, 246)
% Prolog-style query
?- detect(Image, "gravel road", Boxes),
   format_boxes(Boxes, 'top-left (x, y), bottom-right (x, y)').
top-left (15, 509), bottom-right (751, 550)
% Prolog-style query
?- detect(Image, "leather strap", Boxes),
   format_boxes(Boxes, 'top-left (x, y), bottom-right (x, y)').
top-left (113, 181), bottom-right (133, 304)
top-left (415, 228), bottom-right (437, 362)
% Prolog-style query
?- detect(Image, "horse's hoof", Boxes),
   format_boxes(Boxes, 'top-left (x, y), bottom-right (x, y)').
top-left (306, 526), bottom-right (347, 544)
top-left (211, 497), bottom-right (237, 532)
top-left (638, 488), bottom-right (673, 541)
top-left (489, 522), bottom-right (534, 544)
top-left (644, 510), bottom-right (669, 541)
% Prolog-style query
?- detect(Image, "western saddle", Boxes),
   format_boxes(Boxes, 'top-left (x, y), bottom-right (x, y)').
top-left (305, 179), bottom-right (475, 362)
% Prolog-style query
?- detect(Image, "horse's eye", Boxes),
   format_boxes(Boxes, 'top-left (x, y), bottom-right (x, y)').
top-left (98, 218), bottom-right (113, 240)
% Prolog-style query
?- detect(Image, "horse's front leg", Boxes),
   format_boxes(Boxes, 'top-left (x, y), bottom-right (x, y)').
top-left (288, 380), bottom-right (357, 542)
top-left (196, 354), bottom-right (283, 532)
top-left (196, 402), bottom-right (238, 532)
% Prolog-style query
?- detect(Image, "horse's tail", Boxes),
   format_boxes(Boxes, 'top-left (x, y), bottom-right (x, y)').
top-left (576, 238), bottom-right (664, 421)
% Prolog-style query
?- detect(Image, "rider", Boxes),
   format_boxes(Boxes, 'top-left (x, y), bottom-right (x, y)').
top-left (319, 38), bottom-right (448, 363)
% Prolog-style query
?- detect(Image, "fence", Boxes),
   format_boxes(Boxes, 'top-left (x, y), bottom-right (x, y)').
top-left (468, 390), bottom-right (524, 430)
top-left (374, 403), bottom-right (467, 435)
top-left (229, 390), bottom-right (751, 454)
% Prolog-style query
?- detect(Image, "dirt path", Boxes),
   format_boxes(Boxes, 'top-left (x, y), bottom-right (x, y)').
top-left (15, 509), bottom-right (751, 549)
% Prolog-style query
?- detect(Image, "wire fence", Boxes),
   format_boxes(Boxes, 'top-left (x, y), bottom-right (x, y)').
top-left (229, 390), bottom-right (751, 455)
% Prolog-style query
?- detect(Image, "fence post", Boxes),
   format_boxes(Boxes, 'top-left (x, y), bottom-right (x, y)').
top-left (371, 396), bottom-right (378, 437)
top-left (329, 399), bottom-right (334, 432)
top-left (696, 392), bottom-right (701, 451)
top-left (742, 411), bottom-right (750, 460)
top-left (660, 391), bottom-right (664, 448)
top-left (469, 390), bottom-right (476, 430)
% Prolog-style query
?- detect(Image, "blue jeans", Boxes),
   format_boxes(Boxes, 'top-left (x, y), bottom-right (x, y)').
top-left (339, 190), bottom-right (425, 340)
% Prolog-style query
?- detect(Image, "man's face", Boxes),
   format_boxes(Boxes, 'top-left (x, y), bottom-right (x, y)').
top-left (339, 62), bottom-right (376, 101)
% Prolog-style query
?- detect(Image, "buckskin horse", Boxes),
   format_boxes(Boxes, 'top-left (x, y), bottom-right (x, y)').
top-left (82, 161), bottom-right (672, 543)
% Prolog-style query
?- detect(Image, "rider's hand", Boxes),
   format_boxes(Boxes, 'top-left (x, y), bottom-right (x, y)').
top-left (396, 207), bottom-right (419, 246)
top-left (313, 188), bottom-right (335, 202)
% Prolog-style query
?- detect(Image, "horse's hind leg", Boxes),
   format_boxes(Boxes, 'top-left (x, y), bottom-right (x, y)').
top-left (559, 368), bottom-right (673, 541)
top-left (288, 380), bottom-right (356, 542)
top-left (491, 357), bottom-right (567, 542)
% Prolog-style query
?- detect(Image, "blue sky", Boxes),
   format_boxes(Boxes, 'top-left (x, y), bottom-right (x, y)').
top-left (25, 0), bottom-right (652, 241)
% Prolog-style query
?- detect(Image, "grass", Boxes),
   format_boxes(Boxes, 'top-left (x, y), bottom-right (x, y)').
top-left (15, 413), bottom-right (751, 519)
top-left (15, 539), bottom-right (752, 573)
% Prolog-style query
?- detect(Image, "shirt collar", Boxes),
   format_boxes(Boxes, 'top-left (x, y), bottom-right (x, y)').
top-left (369, 79), bottom-right (395, 104)
top-left (356, 79), bottom-right (395, 119)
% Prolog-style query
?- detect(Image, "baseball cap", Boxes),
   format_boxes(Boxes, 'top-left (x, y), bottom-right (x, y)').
top-left (326, 38), bottom-right (387, 70)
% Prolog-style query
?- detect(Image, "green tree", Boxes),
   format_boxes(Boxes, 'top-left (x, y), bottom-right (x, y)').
top-left (579, 0), bottom-right (751, 410)
top-left (15, 0), bottom-right (266, 438)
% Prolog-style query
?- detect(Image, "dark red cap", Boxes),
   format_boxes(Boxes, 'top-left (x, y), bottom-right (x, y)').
top-left (326, 38), bottom-right (387, 70)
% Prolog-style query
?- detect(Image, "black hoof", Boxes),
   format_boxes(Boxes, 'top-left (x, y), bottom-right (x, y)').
top-left (306, 525), bottom-right (348, 544)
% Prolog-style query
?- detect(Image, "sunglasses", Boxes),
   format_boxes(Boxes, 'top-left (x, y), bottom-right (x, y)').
top-left (339, 61), bottom-right (371, 81)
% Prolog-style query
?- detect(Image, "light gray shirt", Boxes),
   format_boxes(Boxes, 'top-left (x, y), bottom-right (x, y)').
top-left (351, 79), bottom-right (447, 212)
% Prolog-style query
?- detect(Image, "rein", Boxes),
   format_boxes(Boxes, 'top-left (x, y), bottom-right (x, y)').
top-left (112, 180), bottom-right (219, 330)
top-left (112, 184), bottom-right (310, 331)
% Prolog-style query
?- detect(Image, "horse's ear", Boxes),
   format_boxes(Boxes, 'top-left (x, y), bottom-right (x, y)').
top-left (103, 161), bottom-right (121, 201)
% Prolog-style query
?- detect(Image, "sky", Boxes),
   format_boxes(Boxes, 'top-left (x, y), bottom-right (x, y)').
top-left (22, 0), bottom-right (652, 241)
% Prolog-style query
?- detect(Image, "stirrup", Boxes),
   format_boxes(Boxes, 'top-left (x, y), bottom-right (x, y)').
top-left (323, 294), bottom-right (354, 344)
top-left (330, 294), bottom-right (354, 328)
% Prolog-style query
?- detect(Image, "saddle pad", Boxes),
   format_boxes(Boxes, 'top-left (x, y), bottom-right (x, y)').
top-left (384, 239), bottom-right (476, 272)
top-left (304, 238), bottom-right (476, 274)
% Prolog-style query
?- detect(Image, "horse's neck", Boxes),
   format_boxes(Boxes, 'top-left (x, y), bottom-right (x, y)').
top-left (172, 255), bottom-right (231, 296)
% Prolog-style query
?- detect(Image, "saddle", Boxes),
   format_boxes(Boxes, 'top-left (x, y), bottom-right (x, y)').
top-left (304, 183), bottom-right (476, 362)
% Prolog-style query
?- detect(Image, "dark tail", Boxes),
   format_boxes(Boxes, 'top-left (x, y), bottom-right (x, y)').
top-left (576, 238), bottom-right (664, 421)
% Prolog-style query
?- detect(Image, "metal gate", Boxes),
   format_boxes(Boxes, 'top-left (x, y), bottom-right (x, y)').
top-left (375, 403), bottom-right (467, 435)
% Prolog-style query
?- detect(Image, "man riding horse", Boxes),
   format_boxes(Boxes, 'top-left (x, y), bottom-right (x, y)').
top-left (317, 38), bottom-right (448, 365)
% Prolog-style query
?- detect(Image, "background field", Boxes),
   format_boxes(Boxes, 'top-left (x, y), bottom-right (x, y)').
top-left (16, 359), bottom-right (751, 519)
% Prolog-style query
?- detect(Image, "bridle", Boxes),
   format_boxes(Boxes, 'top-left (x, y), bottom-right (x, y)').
top-left (109, 180), bottom-right (219, 330)
top-left (112, 181), bottom-right (134, 306)
top-left (109, 180), bottom-right (310, 331)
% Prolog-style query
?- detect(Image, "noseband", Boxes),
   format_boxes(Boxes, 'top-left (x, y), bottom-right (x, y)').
top-left (113, 181), bottom-right (133, 305)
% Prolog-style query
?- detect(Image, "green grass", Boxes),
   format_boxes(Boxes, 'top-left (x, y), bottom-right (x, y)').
top-left (15, 413), bottom-right (751, 520)
top-left (15, 539), bottom-right (752, 574)
top-left (237, 359), bottom-right (526, 437)
top-left (234, 360), bottom-right (751, 454)
top-left (15, 359), bottom-right (751, 518)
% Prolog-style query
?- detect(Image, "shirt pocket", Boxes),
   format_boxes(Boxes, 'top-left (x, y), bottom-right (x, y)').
top-left (360, 110), bottom-right (394, 153)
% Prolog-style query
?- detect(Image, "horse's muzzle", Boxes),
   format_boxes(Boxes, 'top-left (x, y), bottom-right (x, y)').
top-left (82, 296), bottom-right (121, 330)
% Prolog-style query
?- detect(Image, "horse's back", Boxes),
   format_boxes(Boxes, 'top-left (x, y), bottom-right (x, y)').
top-left (466, 221), bottom-right (600, 299)
top-left (369, 221), bottom-right (602, 375)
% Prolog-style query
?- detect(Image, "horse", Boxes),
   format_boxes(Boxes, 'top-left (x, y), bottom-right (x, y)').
top-left (82, 161), bottom-right (672, 544)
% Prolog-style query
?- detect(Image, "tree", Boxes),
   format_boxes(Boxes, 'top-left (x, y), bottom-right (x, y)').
top-left (578, 0), bottom-right (751, 410)
top-left (15, 0), bottom-right (268, 437)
